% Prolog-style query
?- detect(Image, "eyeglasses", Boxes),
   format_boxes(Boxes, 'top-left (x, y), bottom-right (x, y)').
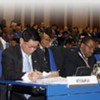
top-left (42, 38), bottom-right (51, 41)
top-left (28, 45), bottom-right (39, 49)
top-left (84, 43), bottom-right (96, 51)
top-left (25, 41), bottom-right (39, 49)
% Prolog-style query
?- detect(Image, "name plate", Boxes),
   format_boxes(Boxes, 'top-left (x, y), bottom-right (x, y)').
top-left (67, 76), bottom-right (98, 87)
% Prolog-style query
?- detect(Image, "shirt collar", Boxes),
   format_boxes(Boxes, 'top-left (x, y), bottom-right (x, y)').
top-left (20, 45), bottom-right (31, 58)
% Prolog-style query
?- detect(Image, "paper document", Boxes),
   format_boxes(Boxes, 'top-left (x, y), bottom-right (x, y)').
top-left (21, 71), bottom-right (67, 84)
top-left (42, 71), bottom-right (52, 78)
top-left (36, 77), bottom-right (67, 84)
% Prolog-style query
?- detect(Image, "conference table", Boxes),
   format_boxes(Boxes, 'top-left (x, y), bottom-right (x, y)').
top-left (0, 80), bottom-right (100, 100)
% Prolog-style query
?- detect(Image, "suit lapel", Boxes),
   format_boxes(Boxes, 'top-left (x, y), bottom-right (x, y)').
top-left (15, 45), bottom-right (23, 72)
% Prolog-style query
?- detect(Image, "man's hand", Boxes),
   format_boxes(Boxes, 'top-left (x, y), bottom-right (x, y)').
top-left (50, 71), bottom-right (59, 77)
top-left (28, 70), bottom-right (42, 82)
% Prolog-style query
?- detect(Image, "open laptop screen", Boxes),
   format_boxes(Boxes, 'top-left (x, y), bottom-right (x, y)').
top-left (75, 67), bottom-right (93, 76)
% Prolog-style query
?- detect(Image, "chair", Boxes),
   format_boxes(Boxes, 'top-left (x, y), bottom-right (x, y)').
top-left (95, 54), bottom-right (100, 62)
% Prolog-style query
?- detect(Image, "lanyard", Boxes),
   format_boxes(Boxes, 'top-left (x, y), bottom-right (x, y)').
top-left (78, 52), bottom-right (90, 68)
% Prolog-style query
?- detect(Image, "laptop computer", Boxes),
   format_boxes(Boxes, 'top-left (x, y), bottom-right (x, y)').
top-left (75, 67), bottom-right (93, 76)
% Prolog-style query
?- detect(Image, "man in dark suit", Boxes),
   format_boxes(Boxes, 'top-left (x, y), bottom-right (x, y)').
top-left (40, 33), bottom-right (65, 76)
top-left (60, 36), bottom-right (96, 77)
top-left (1, 29), bottom-right (46, 100)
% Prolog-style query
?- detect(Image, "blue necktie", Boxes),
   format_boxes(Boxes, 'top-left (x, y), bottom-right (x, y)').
top-left (23, 55), bottom-right (33, 72)
top-left (48, 48), bottom-right (57, 71)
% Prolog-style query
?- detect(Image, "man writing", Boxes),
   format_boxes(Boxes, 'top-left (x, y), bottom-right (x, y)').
top-left (1, 29), bottom-right (46, 100)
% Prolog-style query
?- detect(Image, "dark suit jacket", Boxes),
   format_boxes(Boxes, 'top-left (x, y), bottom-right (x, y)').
top-left (60, 48), bottom-right (96, 77)
top-left (2, 45), bottom-right (45, 80)
top-left (42, 46), bottom-right (65, 72)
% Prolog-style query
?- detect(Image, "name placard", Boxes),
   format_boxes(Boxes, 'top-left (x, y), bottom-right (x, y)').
top-left (67, 76), bottom-right (98, 87)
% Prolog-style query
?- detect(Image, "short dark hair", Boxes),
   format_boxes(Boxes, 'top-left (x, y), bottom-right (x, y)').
top-left (22, 29), bottom-right (40, 42)
top-left (81, 36), bottom-right (95, 44)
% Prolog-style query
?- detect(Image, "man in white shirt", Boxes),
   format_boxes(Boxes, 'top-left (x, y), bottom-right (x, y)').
top-left (1, 29), bottom-right (46, 100)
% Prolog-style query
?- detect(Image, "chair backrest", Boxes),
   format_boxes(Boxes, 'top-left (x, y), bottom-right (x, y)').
top-left (95, 54), bottom-right (100, 62)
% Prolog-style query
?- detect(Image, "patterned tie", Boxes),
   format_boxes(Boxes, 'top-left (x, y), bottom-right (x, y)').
top-left (48, 48), bottom-right (57, 71)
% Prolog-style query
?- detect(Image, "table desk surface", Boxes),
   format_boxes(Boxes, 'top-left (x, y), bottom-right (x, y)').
top-left (0, 80), bottom-right (100, 100)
